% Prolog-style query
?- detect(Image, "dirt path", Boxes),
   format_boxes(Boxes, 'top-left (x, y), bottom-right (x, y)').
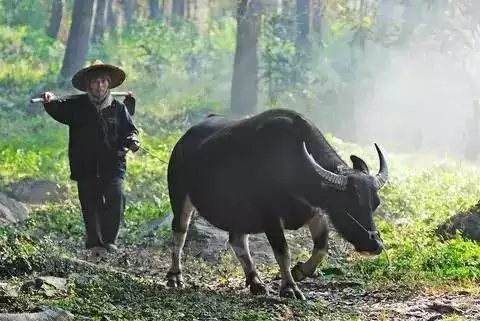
top-left (74, 242), bottom-right (480, 321)
top-left (299, 279), bottom-right (480, 320)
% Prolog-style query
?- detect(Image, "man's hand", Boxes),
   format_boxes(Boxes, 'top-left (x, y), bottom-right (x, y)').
top-left (117, 141), bottom-right (140, 156)
top-left (124, 133), bottom-right (140, 153)
top-left (123, 91), bottom-right (135, 103)
top-left (42, 91), bottom-right (56, 103)
top-left (129, 140), bottom-right (140, 153)
top-left (123, 91), bottom-right (136, 116)
top-left (117, 147), bottom-right (129, 157)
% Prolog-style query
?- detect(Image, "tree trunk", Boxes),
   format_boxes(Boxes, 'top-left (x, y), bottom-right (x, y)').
top-left (396, 0), bottom-right (421, 45)
top-left (92, 0), bottom-right (110, 43)
top-left (162, 0), bottom-right (173, 24)
top-left (230, 0), bottom-right (260, 116)
top-left (311, 0), bottom-right (323, 36)
top-left (123, 0), bottom-right (136, 27)
top-left (149, 0), bottom-right (160, 18)
top-left (282, 0), bottom-right (295, 17)
top-left (47, 0), bottom-right (63, 39)
top-left (294, 0), bottom-right (312, 83)
top-left (195, 0), bottom-right (208, 33)
top-left (60, 0), bottom-right (95, 80)
top-left (295, 0), bottom-right (311, 49)
top-left (161, 0), bottom-right (168, 15)
top-left (172, 0), bottom-right (185, 18)
top-left (186, 0), bottom-right (191, 19)
top-left (108, 0), bottom-right (119, 31)
top-left (192, 0), bottom-right (198, 19)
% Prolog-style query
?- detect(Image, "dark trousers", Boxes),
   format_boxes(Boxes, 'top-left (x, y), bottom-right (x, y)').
top-left (77, 178), bottom-right (125, 249)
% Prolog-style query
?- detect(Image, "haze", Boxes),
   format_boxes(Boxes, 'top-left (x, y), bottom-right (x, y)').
top-left (335, 1), bottom-right (480, 158)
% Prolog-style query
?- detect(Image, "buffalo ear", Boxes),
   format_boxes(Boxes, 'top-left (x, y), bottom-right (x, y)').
top-left (350, 155), bottom-right (369, 174)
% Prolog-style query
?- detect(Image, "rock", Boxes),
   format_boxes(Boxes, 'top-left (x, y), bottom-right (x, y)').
top-left (0, 282), bottom-right (18, 297)
top-left (37, 276), bottom-right (68, 292)
top-left (3, 178), bottom-right (70, 204)
top-left (248, 233), bottom-right (278, 265)
top-left (428, 301), bottom-right (464, 315)
top-left (186, 216), bottom-right (229, 262)
top-left (184, 212), bottom-right (345, 266)
top-left (0, 307), bottom-right (74, 321)
top-left (70, 273), bottom-right (100, 288)
top-left (19, 276), bottom-right (68, 298)
top-left (436, 202), bottom-right (480, 242)
top-left (0, 192), bottom-right (29, 227)
top-left (185, 216), bottom-right (282, 264)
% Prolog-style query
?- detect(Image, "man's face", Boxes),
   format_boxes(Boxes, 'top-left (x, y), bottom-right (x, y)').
top-left (88, 75), bottom-right (110, 98)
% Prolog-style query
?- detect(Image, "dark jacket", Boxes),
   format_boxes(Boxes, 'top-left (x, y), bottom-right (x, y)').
top-left (43, 94), bottom-right (139, 181)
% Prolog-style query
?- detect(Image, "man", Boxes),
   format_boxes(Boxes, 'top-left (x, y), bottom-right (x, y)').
top-left (41, 60), bottom-right (140, 258)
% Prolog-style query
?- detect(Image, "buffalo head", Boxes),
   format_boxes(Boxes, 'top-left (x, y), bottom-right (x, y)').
top-left (302, 142), bottom-right (388, 255)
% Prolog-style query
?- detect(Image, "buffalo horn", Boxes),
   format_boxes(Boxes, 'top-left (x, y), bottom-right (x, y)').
top-left (302, 142), bottom-right (348, 191)
top-left (373, 143), bottom-right (388, 190)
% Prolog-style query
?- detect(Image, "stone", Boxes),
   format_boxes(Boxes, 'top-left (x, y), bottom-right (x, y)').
top-left (0, 307), bottom-right (74, 321)
top-left (436, 202), bottom-right (480, 242)
top-left (0, 282), bottom-right (18, 297)
top-left (19, 276), bottom-right (68, 298)
top-left (185, 215), bottom-right (306, 265)
top-left (0, 192), bottom-right (29, 227)
top-left (185, 215), bottom-right (229, 262)
top-left (183, 212), bottom-right (348, 266)
top-left (37, 276), bottom-right (68, 292)
top-left (3, 178), bottom-right (70, 204)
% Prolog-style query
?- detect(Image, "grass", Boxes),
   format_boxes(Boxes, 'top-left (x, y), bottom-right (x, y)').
top-left (30, 278), bottom-right (322, 321)
top-left (0, 20), bottom-right (480, 320)
top-left (1, 137), bottom-right (480, 319)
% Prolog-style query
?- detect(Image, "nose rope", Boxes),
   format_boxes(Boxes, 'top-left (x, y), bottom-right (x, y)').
top-left (138, 145), bottom-right (169, 165)
top-left (345, 211), bottom-right (392, 267)
top-left (344, 211), bottom-right (378, 240)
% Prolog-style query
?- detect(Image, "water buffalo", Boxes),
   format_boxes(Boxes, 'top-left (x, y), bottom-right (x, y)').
top-left (165, 108), bottom-right (388, 300)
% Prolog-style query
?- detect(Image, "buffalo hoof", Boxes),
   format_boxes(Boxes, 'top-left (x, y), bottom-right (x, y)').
top-left (246, 272), bottom-right (268, 296)
top-left (250, 281), bottom-right (268, 296)
top-left (291, 262), bottom-right (310, 282)
top-left (166, 271), bottom-right (184, 288)
top-left (279, 284), bottom-right (306, 300)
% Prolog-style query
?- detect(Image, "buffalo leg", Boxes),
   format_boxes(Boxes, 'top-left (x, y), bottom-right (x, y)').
top-left (292, 213), bottom-right (329, 281)
top-left (229, 233), bottom-right (267, 295)
top-left (264, 220), bottom-right (305, 300)
top-left (166, 197), bottom-right (194, 288)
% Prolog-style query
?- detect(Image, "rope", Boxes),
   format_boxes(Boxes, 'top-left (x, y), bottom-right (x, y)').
top-left (138, 145), bottom-right (169, 165)
top-left (344, 211), bottom-right (392, 267)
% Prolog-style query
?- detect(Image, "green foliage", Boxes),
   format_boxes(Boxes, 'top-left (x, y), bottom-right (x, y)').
top-left (27, 273), bottom-right (322, 321)
top-left (327, 139), bottom-right (480, 287)
top-left (0, 115), bottom-right (69, 183)
top-left (24, 202), bottom-right (84, 241)
top-left (0, 227), bottom-right (42, 276)
top-left (0, 24), bottom-right (64, 120)
top-left (0, 24), bottom-right (63, 71)
top-left (93, 18), bottom-right (236, 111)
top-left (0, 6), bottom-right (480, 319)
top-left (261, 14), bottom-right (297, 102)
top-left (351, 230), bottom-right (480, 286)
top-left (0, 0), bottom-right (49, 29)
top-left (19, 197), bottom-right (172, 248)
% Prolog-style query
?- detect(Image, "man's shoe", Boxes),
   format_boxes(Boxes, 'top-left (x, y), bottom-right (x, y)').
top-left (86, 246), bottom-right (106, 262)
top-left (104, 243), bottom-right (119, 253)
